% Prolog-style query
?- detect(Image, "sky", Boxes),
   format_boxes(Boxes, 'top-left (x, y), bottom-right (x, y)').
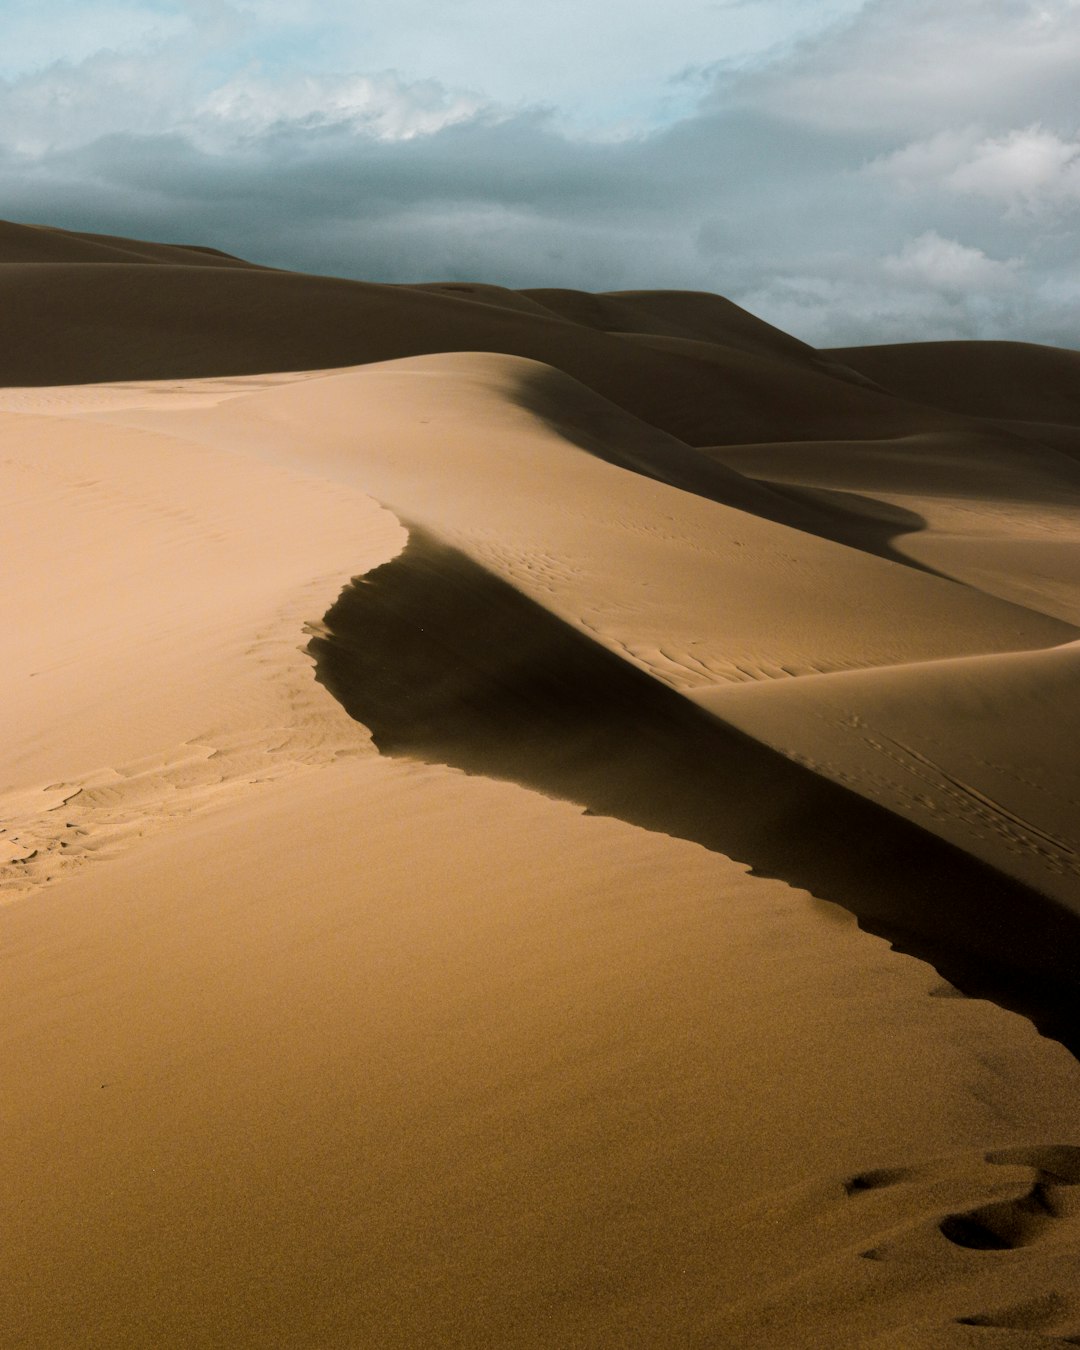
top-left (4, 0), bottom-right (1080, 346)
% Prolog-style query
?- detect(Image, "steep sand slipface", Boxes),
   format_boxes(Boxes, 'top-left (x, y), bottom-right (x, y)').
top-left (3, 220), bottom-right (1080, 1346)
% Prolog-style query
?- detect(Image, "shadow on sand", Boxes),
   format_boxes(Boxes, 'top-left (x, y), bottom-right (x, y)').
top-left (514, 363), bottom-right (946, 577)
top-left (309, 529), bottom-right (1080, 1056)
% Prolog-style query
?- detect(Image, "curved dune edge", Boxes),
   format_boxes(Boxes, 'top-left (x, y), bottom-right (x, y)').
top-left (95, 352), bottom-right (1080, 893)
top-left (28, 346), bottom-right (1076, 1010)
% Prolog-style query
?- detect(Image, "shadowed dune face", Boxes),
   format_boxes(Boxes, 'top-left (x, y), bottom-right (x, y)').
top-left (81, 348), bottom-right (1080, 966)
top-left (309, 529), bottom-right (1080, 1054)
top-left (0, 219), bottom-right (259, 269)
top-left (8, 218), bottom-right (1080, 465)
top-left (513, 362), bottom-right (945, 573)
top-left (518, 287), bottom-right (822, 363)
top-left (705, 429), bottom-right (1080, 624)
top-left (0, 261), bottom-right (939, 446)
top-left (0, 218), bottom-right (973, 450)
top-left (827, 340), bottom-right (1080, 426)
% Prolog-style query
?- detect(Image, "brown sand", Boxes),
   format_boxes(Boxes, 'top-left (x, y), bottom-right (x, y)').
top-left (3, 221), bottom-right (1080, 1347)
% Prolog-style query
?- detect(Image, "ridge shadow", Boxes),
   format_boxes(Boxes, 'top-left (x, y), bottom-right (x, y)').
top-left (514, 365), bottom-right (947, 579)
top-left (308, 530), bottom-right (1080, 1056)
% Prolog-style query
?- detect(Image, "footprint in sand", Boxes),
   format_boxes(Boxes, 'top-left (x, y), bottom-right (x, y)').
top-left (939, 1144), bottom-right (1080, 1251)
top-left (842, 1146), bottom-right (1080, 1342)
top-left (843, 1166), bottom-right (916, 1196)
top-left (956, 1290), bottom-right (1080, 1342)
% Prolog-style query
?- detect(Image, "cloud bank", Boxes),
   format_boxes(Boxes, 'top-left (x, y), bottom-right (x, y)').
top-left (4, 0), bottom-right (1080, 347)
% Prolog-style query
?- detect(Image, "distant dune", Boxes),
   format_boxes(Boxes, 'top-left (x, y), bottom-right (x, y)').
top-left (3, 220), bottom-right (1080, 1348)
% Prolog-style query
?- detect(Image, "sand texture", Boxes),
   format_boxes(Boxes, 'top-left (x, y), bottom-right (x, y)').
top-left (3, 220), bottom-right (1080, 1347)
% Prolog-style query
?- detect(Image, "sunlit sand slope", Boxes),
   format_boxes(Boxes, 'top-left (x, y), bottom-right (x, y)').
top-left (3, 220), bottom-right (1080, 1347)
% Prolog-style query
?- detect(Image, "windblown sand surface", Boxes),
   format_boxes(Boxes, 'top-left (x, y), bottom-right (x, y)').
top-left (3, 220), bottom-right (1080, 1347)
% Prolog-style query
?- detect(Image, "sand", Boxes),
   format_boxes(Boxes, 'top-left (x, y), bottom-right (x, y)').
top-left (3, 219), bottom-right (1080, 1347)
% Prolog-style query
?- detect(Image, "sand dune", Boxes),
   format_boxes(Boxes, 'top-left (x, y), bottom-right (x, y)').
top-left (698, 639), bottom-right (1080, 904)
top-left (0, 257), bottom-right (949, 450)
top-left (0, 219), bottom-right (963, 449)
top-left (708, 427), bottom-right (1080, 624)
top-left (827, 339), bottom-right (1080, 425)
top-left (0, 219), bottom-right (260, 269)
top-left (3, 221), bottom-right (1080, 1347)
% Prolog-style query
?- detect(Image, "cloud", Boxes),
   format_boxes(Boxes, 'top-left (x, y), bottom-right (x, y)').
top-left (198, 71), bottom-right (485, 142)
top-left (0, 1), bottom-right (188, 81)
top-left (728, 0), bottom-right (1080, 135)
top-left (3, 0), bottom-right (1080, 348)
top-left (0, 45), bottom-right (492, 158)
top-left (948, 126), bottom-right (1080, 204)
top-left (877, 124), bottom-right (1080, 222)
top-left (1, 0), bottom-right (870, 134)
top-left (883, 231), bottom-right (1021, 291)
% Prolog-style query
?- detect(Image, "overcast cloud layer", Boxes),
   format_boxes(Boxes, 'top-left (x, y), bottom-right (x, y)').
top-left (4, 0), bottom-right (1080, 347)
